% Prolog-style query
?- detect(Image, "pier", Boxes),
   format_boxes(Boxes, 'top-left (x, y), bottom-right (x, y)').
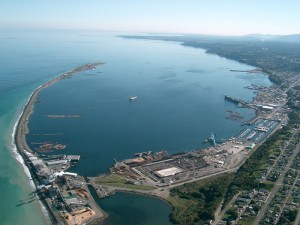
top-left (224, 94), bottom-right (248, 106)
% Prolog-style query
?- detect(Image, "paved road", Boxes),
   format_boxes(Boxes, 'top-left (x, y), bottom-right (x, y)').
top-left (166, 168), bottom-right (237, 189)
top-left (253, 139), bottom-right (300, 225)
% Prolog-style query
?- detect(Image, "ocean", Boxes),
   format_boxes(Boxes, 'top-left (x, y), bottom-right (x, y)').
top-left (0, 29), bottom-right (272, 225)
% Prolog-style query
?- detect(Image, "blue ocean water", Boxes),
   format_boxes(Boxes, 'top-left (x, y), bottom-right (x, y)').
top-left (26, 33), bottom-right (272, 176)
top-left (0, 29), bottom-right (272, 225)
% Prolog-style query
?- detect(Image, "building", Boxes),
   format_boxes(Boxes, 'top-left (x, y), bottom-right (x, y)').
top-left (262, 106), bottom-right (274, 111)
top-left (154, 167), bottom-right (182, 178)
top-left (46, 160), bottom-right (68, 166)
top-left (246, 143), bottom-right (256, 149)
top-left (66, 155), bottom-right (81, 161)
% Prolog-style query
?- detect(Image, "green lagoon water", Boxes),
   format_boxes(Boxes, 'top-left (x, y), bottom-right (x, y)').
top-left (0, 29), bottom-right (272, 225)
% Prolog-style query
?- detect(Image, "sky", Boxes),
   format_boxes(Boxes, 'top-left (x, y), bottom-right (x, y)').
top-left (1, 0), bottom-right (300, 35)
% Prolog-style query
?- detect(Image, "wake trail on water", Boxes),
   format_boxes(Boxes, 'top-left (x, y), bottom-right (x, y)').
top-left (10, 87), bottom-right (52, 225)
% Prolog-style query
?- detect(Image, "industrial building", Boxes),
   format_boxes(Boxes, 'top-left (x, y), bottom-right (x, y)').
top-left (154, 167), bottom-right (182, 178)
top-left (46, 159), bottom-right (68, 166)
top-left (67, 155), bottom-right (81, 161)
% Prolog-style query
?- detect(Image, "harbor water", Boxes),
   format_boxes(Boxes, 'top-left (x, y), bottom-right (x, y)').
top-left (0, 29), bottom-right (272, 225)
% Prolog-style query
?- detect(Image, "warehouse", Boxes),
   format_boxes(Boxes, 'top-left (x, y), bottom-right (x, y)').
top-left (262, 106), bottom-right (274, 111)
top-left (67, 155), bottom-right (81, 161)
top-left (46, 159), bottom-right (68, 166)
top-left (154, 167), bottom-right (182, 178)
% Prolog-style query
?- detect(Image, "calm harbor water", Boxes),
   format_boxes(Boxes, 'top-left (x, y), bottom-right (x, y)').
top-left (26, 35), bottom-right (272, 176)
top-left (0, 29), bottom-right (272, 225)
top-left (88, 187), bottom-right (173, 225)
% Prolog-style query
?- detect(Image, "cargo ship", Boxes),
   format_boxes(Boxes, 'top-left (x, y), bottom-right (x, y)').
top-left (224, 94), bottom-right (241, 104)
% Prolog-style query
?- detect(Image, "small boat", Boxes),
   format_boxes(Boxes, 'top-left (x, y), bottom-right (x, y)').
top-left (129, 96), bottom-right (137, 101)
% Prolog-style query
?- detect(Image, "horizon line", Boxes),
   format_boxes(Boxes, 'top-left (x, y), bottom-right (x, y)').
top-left (0, 25), bottom-right (299, 37)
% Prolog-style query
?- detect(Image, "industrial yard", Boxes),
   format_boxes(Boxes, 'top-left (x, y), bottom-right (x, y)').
top-left (22, 150), bottom-right (103, 225)
top-left (92, 136), bottom-right (265, 195)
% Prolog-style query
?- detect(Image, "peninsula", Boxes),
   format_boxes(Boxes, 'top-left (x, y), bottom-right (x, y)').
top-left (15, 63), bottom-right (106, 225)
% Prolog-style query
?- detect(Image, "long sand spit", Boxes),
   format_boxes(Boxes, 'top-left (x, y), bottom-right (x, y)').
top-left (15, 62), bottom-right (104, 154)
top-left (14, 63), bottom-right (104, 224)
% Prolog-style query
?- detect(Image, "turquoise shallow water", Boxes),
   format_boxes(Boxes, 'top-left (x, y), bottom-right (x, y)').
top-left (0, 29), bottom-right (272, 225)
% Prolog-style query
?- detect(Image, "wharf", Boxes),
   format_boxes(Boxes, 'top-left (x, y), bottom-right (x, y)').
top-left (224, 94), bottom-right (248, 106)
top-left (243, 115), bottom-right (260, 125)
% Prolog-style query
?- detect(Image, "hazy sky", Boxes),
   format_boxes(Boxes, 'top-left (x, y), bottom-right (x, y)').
top-left (1, 0), bottom-right (299, 35)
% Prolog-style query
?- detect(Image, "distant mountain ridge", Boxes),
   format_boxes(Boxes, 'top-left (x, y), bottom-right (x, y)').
top-left (122, 33), bottom-right (300, 43)
top-left (242, 34), bottom-right (300, 42)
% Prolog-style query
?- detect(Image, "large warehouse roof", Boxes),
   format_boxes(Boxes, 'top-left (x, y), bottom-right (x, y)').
top-left (154, 167), bottom-right (182, 177)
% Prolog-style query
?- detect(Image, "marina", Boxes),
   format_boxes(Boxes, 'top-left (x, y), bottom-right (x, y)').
top-left (236, 118), bottom-right (280, 143)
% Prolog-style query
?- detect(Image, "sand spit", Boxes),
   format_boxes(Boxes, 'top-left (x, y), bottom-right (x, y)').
top-left (14, 63), bottom-right (104, 225)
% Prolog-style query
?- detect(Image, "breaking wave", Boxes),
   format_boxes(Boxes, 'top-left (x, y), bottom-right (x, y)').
top-left (10, 88), bottom-right (51, 224)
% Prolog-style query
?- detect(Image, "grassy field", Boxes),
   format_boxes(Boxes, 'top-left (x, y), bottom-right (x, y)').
top-left (167, 173), bottom-right (234, 225)
top-left (93, 174), bottom-right (156, 191)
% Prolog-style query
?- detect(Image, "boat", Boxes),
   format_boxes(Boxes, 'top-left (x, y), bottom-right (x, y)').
top-left (129, 96), bottom-right (137, 101)
top-left (255, 126), bottom-right (269, 132)
top-left (224, 94), bottom-right (240, 104)
top-left (134, 151), bottom-right (151, 157)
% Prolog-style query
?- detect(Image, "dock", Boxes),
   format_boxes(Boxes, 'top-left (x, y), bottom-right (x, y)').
top-left (224, 94), bottom-right (248, 106)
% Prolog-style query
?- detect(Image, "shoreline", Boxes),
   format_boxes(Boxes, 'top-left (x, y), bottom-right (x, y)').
top-left (14, 63), bottom-right (104, 225)
top-left (13, 59), bottom-right (283, 225)
top-left (15, 62), bottom-right (104, 154)
top-left (11, 88), bottom-right (54, 224)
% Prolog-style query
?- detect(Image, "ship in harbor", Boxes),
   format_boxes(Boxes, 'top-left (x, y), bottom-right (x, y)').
top-left (129, 96), bottom-right (137, 101)
top-left (224, 94), bottom-right (241, 104)
top-left (224, 94), bottom-right (248, 106)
